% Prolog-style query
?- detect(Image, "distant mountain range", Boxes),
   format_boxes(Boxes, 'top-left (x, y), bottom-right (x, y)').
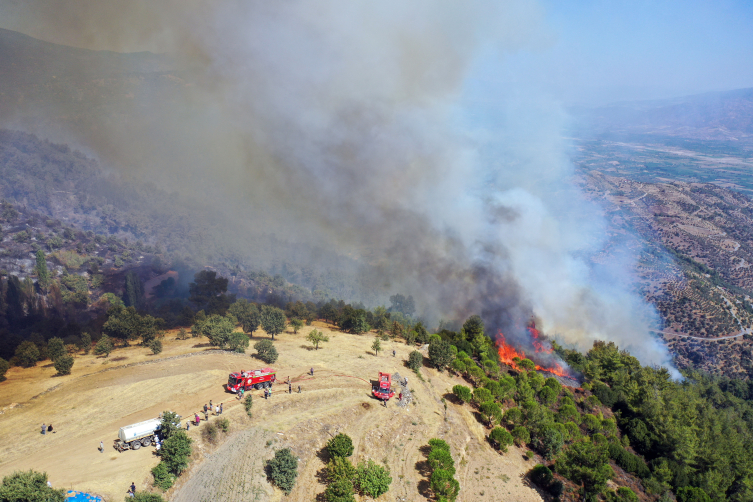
top-left (0, 27), bottom-right (172, 87)
top-left (575, 87), bottom-right (753, 142)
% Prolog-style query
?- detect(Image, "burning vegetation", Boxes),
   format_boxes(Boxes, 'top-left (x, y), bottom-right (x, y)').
top-left (495, 322), bottom-right (578, 382)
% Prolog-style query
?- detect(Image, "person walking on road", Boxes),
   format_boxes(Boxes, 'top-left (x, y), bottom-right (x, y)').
top-left (100, 441), bottom-right (104, 453)
top-left (41, 423), bottom-right (46, 435)
top-left (209, 400), bottom-right (213, 410)
top-left (203, 403), bottom-right (208, 414)
top-left (393, 349), bottom-right (396, 357)
top-left (310, 367), bottom-right (314, 376)
top-left (289, 382), bottom-right (292, 394)
top-left (215, 405), bottom-right (219, 415)
top-left (195, 413), bottom-right (200, 426)
top-left (298, 385), bottom-right (301, 393)
top-left (220, 403), bottom-right (223, 414)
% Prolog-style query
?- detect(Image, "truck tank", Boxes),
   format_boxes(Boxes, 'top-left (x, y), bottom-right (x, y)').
top-left (118, 418), bottom-right (162, 442)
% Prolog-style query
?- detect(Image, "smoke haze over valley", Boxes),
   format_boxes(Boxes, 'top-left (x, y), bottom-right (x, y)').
top-left (0, 1), bottom-right (684, 370)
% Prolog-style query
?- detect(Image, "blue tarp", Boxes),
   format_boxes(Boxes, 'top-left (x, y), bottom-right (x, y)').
top-left (66, 491), bottom-right (104, 502)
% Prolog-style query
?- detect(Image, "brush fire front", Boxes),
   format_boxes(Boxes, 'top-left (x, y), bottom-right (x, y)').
top-left (496, 323), bottom-right (577, 380)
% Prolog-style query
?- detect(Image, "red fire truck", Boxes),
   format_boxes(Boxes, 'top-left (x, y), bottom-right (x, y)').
top-left (227, 368), bottom-right (277, 392)
top-left (372, 372), bottom-right (395, 401)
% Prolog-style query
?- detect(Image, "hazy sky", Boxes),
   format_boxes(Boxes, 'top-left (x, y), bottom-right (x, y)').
top-left (2, 0), bottom-right (752, 106)
top-left (467, 0), bottom-right (753, 105)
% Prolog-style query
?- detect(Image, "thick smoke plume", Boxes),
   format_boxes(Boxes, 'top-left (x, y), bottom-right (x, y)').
top-left (0, 1), bottom-right (676, 371)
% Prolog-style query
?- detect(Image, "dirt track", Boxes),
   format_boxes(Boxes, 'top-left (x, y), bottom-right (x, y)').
top-left (0, 324), bottom-right (543, 501)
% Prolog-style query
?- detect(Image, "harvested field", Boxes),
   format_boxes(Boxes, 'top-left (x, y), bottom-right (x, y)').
top-left (0, 324), bottom-right (542, 501)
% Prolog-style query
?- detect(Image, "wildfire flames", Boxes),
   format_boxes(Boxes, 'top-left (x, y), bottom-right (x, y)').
top-left (528, 323), bottom-right (552, 354)
top-left (496, 327), bottom-right (573, 379)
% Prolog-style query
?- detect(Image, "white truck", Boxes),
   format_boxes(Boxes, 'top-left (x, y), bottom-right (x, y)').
top-left (113, 415), bottom-right (180, 452)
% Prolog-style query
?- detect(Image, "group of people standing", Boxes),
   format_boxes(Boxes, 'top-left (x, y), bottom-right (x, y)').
top-left (195, 401), bottom-right (223, 425)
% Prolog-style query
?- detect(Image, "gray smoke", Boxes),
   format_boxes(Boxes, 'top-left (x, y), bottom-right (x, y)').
top-left (0, 1), bottom-right (678, 373)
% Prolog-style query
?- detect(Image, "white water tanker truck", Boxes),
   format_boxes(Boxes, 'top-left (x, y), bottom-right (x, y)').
top-left (113, 415), bottom-right (180, 452)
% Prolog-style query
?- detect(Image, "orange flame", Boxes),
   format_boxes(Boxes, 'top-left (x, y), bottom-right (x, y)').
top-left (496, 332), bottom-right (527, 366)
top-left (527, 321), bottom-right (553, 354)
top-left (496, 331), bottom-right (573, 379)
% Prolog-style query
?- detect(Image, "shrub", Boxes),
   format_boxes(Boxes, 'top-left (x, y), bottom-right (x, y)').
top-left (306, 329), bottom-right (330, 350)
top-left (151, 461), bottom-right (175, 490)
top-left (479, 401), bottom-right (503, 426)
top-left (47, 337), bottom-right (66, 361)
top-left (355, 460), bottom-right (392, 498)
top-left (149, 339), bottom-right (163, 355)
top-left (94, 335), bottom-right (114, 357)
top-left (512, 426), bottom-right (531, 446)
top-left (429, 469), bottom-right (459, 501)
top-left (427, 448), bottom-right (455, 474)
top-left (593, 382), bottom-right (618, 408)
top-left (489, 427), bottom-right (514, 452)
top-left (556, 404), bottom-right (581, 424)
top-left (244, 394), bottom-right (253, 417)
top-left (582, 414), bottom-right (602, 433)
top-left (0, 470), bottom-right (65, 501)
top-left (324, 478), bottom-right (356, 502)
top-left (202, 422), bottom-right (219, 444)
top-left (518, 358), bottom-right (536, 371)
top-left (676, 486), bottom-right (712, 502)
top-left (584, 395), bottom-right (602, 410)
top-left (450, 358), bottom-right (466, 375)
top-left (253, 340), bottom-right (279, 364)
top-left (176, 327), bottom-right (189, 340)
top-left (531, 464), bottom-right (553, 487)
top-left (228, 332), bottom-right (249, 353)
top-left (607, 444), bottom-right (650, 479)
top-left (217, 418), bottom-right (230, 433)
top-left (14, 341), bottom-right (40, 367)
top-left (0, 358), bottom-right (8, 382)
top-left (606, 487), bottom-right (639, 502)
top-left (565, 421), bottom-right (582, 442)
top-left (533, 426), bottom-right (563, 459)
top-left (78, 332), bottom-right (92, 353)
top-left (428, 438), bottom-right (450, 452)
top-left (503, 407), bottom-right (524, 426)
top-left (538, 386), bottom-right (558, 405)
top-left (159, 411), bottom-right (182, 440)
top-left (53, 354), bottom-right (74, 375)
top-left (556, 439), bottom-right (614, 500)
top-left (327, 456), bottom-right (357, 483)
top-left (452, 385), bottom-right (472, 403)
top-left (472, 387), bottom-right (493, 405)
top-left (327, 433), bottom-right (354, 458)
top-left (134, 493), bottom-right (166, 502)
top-left (160, 431), bottom-right (192, 475)
top-left (544, 377), bottom-right (562, 393)
top-left (408, 350), bottom-right (423, 372)
top-left (267, 448), bottom-right (298, 494)
top-left (428, 339), bottom-right (455, 371)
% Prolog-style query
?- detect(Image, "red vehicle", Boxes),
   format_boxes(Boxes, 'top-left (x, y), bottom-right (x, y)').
top-left (227, 368), bottom-right (277, 393)
top-left (372, 372), bottom-right (395, 401)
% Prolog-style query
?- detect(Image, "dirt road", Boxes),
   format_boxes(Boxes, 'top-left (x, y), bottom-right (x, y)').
top-left (0, 324), bottom-right (542, 501)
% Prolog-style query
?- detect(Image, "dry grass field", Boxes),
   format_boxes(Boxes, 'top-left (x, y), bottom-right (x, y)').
top-left (0, 323), bottom-right (542, 502)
